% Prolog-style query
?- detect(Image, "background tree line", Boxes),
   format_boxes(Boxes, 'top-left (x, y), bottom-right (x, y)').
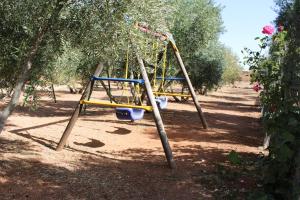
top-left (0, 0), bottom-right (242, 131)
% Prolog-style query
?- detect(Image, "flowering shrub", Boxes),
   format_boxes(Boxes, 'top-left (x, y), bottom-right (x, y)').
top-left (244, 24), bottom-right (300, 199)
top-left (244, 24), bottom-right (285, 116)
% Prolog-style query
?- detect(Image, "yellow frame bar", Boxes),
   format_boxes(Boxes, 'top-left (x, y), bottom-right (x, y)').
top-left (153, 92), bottom-right (191, 98)
top-left (80, 100), bottom-right (153, 112)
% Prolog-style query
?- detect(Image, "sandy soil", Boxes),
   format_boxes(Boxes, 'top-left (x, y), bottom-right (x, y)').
top-left (0, 81), bottom-right (264, 199)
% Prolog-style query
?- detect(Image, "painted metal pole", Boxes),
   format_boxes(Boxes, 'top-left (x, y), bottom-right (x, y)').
top-left (171, 42), bottom-right (208, 129)
top-left (56, 63), bottom-right (104, 151)
top-left (136, 54), bottom-right (176, 169)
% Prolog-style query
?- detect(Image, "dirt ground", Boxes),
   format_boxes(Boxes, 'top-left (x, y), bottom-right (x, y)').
top-left (0, 81), bottom-right (264, 199)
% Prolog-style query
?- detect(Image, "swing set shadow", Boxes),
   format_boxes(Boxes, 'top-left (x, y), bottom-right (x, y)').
top-left (9, 119), bottom-right (70, 150)
top-left (7, 120), bottom-right (114, 160)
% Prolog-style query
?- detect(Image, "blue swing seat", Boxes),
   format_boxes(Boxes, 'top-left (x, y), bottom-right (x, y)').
top-left (115, 108), bottom-right (145, 121)
top-left (155, 96), bottom-right (168, 109)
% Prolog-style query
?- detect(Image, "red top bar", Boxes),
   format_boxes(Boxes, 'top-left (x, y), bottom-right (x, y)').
top-left (135, 22), bottom-right (168, 41)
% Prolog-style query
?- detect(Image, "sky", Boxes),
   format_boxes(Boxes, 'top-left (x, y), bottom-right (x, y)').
top-left (214, 0), bottom-right (278, 69)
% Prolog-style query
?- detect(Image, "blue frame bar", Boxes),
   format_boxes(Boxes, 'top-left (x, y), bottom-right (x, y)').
top-left (91, 76), bottom-right (145, 84)
top-left (156, 77), bottom-right (186, 81)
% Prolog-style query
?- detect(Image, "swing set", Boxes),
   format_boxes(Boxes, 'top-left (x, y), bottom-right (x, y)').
top-left (152, 40), bottom-right (192, 103)
top-left (81, 45), bottom-right (152, 121)
top-left (56, 23), bottom-right (208, 169)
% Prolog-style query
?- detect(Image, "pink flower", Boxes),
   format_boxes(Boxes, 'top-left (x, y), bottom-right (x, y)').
top-left (252, 83), bottom-right (262, 92)
top-left (278, 24), bottom-right (284, 32)
top-left (262, 25), bottom-right (275, 35)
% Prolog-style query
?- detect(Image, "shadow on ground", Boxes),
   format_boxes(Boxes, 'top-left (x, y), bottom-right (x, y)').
top-left (141, 105), bottom-right (262, 147)
top-left (0, 137), bottom-right (261, 200)
top-left (1, 86), bottom-right (263, 199)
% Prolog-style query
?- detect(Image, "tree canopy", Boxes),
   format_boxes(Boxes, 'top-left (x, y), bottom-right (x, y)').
top-left (221, 48), bottom-right (242, 85)
top-left (0, 0), bottom-right (228, 132)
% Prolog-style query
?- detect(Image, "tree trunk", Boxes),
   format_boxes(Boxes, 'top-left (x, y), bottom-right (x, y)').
top-left (0, 36), bottom-right (43, 133)
top-left (51, 84), bottom-right (57, 103)
top-left (68, 85), bottom-right (79, 94)
top-left (0, 0), bottom-right (66, 134)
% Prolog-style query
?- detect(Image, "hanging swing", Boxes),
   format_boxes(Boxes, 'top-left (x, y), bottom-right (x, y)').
top-left (81, 44), bottom-right (151, 121)
top-left (152, 42), bottom-right (168, 109)
top-left (155, 96), bottom-right (168, 109)
top-left (115, 45), bottom-right (146, 121)
top-left (116, 107), bottom-right (145, 121)
top-left (152, 42), bottom-right (191, 100)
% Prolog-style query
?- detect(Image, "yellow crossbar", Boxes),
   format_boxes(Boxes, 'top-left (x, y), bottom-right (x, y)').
top-left (80, 100), bottom-right (153, 111)
top-left (153, 92), bottom-right (191, 98)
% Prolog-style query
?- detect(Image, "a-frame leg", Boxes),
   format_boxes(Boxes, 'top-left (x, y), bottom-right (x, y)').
top-left (172, 44), bottom-right (208, 129)
top-left (56, 63), bottom-right (104, 151)
top-left (137, 54), bottom-right (176, 169)
top-left (83, 79), bottom-right (95, 112)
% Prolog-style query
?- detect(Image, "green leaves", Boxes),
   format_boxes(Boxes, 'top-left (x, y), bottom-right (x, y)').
top-left (228, 150), bottom-right (242, 165)
top-left (221, 47), bottom-right (242, 85)
top-left (288, 117), bottom-right (299, 127)
top-left (244, 1), bottom-right (300, 197)
top-left (282, 131), bottom-right (295, 143)
top-left (276, 144), bottom-right (294, 162)
top-left (169, 0), bottom-right (224, 90)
